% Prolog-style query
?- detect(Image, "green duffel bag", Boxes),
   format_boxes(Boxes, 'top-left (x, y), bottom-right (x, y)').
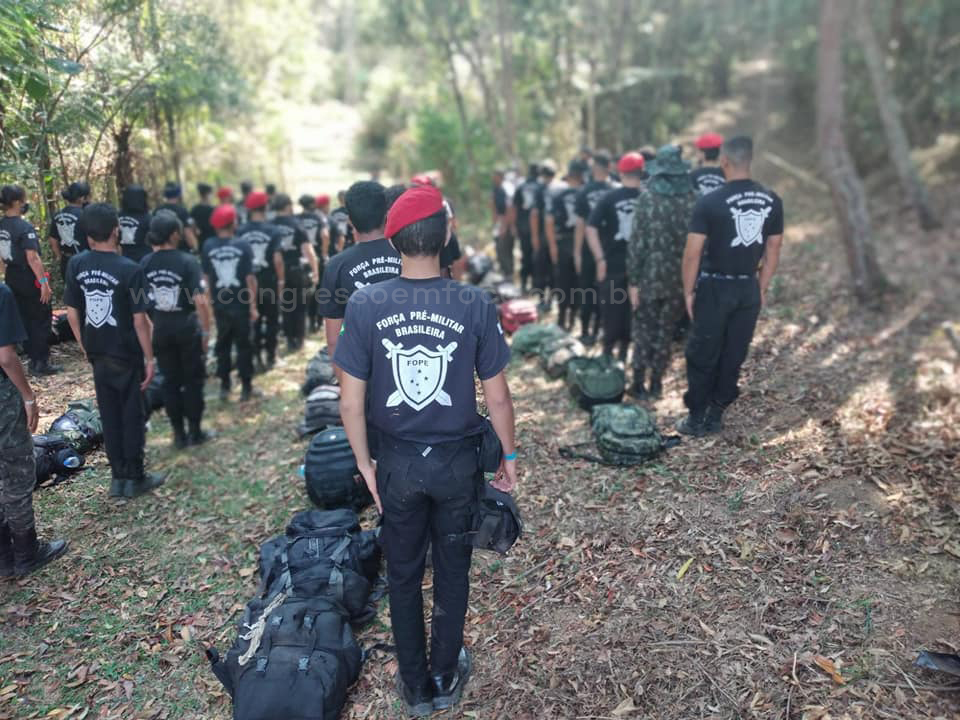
top-left (511, 323), bottom-right (567, 357)
top-left (559, 403), bottom-right (676, 466)
top-left (565, 356), bottom-right (625, 410)
top-left (539, 336), bottom-right (585, 379)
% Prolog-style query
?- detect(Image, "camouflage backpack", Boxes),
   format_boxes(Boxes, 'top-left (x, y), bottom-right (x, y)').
top-left (47, 399), bottom-right (103, 453)
top-left (511, 323), bottom-right (567, 357)
top-left (566, 356), bottom-right (626, 409)
top-left (559, 403), bottom-right (673, 466)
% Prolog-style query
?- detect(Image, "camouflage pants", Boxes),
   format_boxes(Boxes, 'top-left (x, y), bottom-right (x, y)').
top-left (632, 294), bottom-right (685, 381)
top-left (0, 380), bottom-right (36, 535)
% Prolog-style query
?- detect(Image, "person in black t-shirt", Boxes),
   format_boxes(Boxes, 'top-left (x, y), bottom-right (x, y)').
top-left (202, 204), bottom-right (258, 401)
top-left (271, 194), bottom-right (319, 352)
top-left (574, 151), bottom-right (613, 345)
top-left (546, 160), bottom-right (587, 330)
top-left (48, 181), bottom-right (90, 282)
top-left (156, 182), bottom-right (198, 253)
top-left (0, 281), bottom-right (69, 577)
top-left (190, 183), bottom-right (215, 245)
top-left (491, 170), bottom-right (513, 278)
top-left (64, 203), bottom-right (164, 499)
top-left (334, 184), bottom-right (517, 716)
top-left (236, 180), bottom-right (254, 227)
top-left (530, 160), bottom-right (557, 310)
top-left (679, 136), bottom-right (784, 436)
top-left (298, 194), bottom-right (325, 334)
top-left (318, 181), bottom-right (399, 370)
top-left (587, 152), bottom-right (646, 361)
top-left (511, 164), bottom-right (540, 293)
top-left (1, 185), bottom-right (58, 376)
top-left (119, 185), bottom-right (153, 263)
top-left (328, 191), bottom-right (353, 257)
top-left (141, 212), bottom-right (214, 449)
top-left (237, 191), bottom-right (285, 371)
top-left (691, 133), bottom-right (727, 197)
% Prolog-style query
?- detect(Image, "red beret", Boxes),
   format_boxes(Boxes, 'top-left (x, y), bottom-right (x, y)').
top-left (410, 174), bottom-right (434, 187)
top-left (695, 133), bottom-right (724, 150)
top-left (216, 186), bottom-right (233, 200)
top-left (315, 193), bottom-right (330, 206)
top-left (384, 185), bottom-right (444, 239)
top-left (210, 204), bottom-right (237, 230)
top-left (244, 190), bottom-right (269, 210)
top-left (618, 152), bottom-right (645, 175)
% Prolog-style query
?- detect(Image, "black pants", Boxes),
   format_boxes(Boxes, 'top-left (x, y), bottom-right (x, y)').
top-left (59, 253), bottom-right (75, 283)
top-left (495, 231), bottom-right (514, 279)
top-left (377, 436), bottom-right (479, 691)
top-left (281, 271), bottom-right (307, 350)
top-left (214, 308), bottom-right (253, 385)
top-left (254, 278), bottom-right (279, 360)
top-left (578, 251), bottom-right (600, 338)
top-left (154, 317), bottom-right (205, 431)
top-left (91, 356), bottom-right (146, 480)
top-left (684, 277), bottom-right (761, 412)
top-left (533, 241), bottom-right (552, 300)
top-left (599, 273), bottom-right (631, 359)
top-left (518, 229), bottom-right (534, 287)
top-left (5, 269), bottom-right (50, 365)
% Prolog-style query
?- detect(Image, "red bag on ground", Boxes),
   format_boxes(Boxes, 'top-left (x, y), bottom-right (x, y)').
top-left (499, 299), bottom-right (538, 334)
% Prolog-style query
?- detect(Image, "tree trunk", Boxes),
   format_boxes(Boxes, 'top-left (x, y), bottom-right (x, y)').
top-left (494, 0), bottom-right (516, 159)
top-left (816, 0), bottom-right (888, 301)
top-left (855, 0), bottom-right (940, 230)
top-left (442, 40), bottom-right (475, 173)
top-left (113, 122), bottom-right (134, 194)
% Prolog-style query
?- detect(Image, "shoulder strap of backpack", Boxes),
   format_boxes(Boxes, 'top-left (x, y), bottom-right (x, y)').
top-left (327, 535), bottom-right (352, 604)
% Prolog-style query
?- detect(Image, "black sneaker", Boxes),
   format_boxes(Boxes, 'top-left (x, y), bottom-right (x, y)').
top-left (703, 404), bottom-right (725, 434)
top-left (188, 429), bottom-right (216, 446)
top-left (108, 476), bottom-right (125, 498)
top-left (432, 647), bottom-right (472, 711)
top-left (173, 430), bottom-right (189, 450)
top-left (396, 674), bottom-right (433, 718)
top-left (676, 412), bottom-right (706, 437)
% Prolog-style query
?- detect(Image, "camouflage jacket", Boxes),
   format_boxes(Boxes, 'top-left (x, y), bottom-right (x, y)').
top-left (626, 188), bottom-right (697, 298)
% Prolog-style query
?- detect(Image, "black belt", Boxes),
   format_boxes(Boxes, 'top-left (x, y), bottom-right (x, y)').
top-left (699, 271), bottom-right (755, 280)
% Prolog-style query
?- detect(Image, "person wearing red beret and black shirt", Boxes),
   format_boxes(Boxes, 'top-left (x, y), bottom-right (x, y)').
top-left (201, 204), bottom-right (258, 402)
top-left (691, 133), bottom-right (727, 196)
top-left (679, 136), bottom-right (784, 436)
top-left (334, 184), bottom-right (517, 716)
top-left (586, 152), bottom-right (646, 361)
top-left (237, 191), bottom-right (285, 371)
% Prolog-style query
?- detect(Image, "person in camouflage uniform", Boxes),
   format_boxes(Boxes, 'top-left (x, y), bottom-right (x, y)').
top-left (0, 281), bottom-right (68, 578)
top-left (627, 145), bottom-right (697, 399)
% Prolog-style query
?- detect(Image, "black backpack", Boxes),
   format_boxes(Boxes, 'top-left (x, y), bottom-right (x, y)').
top-left (303, 428), bottom-right (372, 512)
top-left (302, 349), bottom-right (337, 397)
top-left (48, 399), bottom-right (103, 453)
top-left (32, 434), bottom-right (84, 489)
top-left (297, 385), bottom-right (340, 438)
top-left (466, 253), bottom-right (494, 284)
top-left (257, 509), bottom-right (382, 625)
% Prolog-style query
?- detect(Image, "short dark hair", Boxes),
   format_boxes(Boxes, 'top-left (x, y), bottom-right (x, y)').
top-left (384, 184), bottom-right (407, 211)
top-left (82, 203), bottom-right (119, 243)
top-left (723, 135), bottom-right (753, 167)
top-left (62, 181), bottom-right (91, 203)
top-left (702, 147), bottom-right (720, 161)
top-left (197, 182), bottom-right (213, 196)
top-left (391, 209), bottom-right (447, 258)
top-left (593, 151), bottom-right (611, 168)
top-left (271, 192), bottom-right (292, 212)
top-left (0, 185), bottom-right (26, 207)
top-left (298, 194), bottom-right (316, 210)
top-left (265, 183), bottom-right (277, 195)
top-left (240, 180), bottom-right (253, 195)
top-left (345, 181), bottom-right (386, 233)
top-left (148, 209), bottom-right (182, 246)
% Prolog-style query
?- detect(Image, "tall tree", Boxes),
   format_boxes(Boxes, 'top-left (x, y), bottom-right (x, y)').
top-left (816, 0), bottom-right (888, 301)
top-left (854, 0), bottom-right (940, 231)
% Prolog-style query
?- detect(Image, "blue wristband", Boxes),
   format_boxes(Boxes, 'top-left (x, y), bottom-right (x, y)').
top-left (38, 277), bottom-right (48, 284)
top-left (504, 451), bottom-right (517, 461)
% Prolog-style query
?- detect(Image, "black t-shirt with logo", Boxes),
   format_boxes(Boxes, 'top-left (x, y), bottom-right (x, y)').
top-left (587, 186), bottom-right (640, 276)
top-left (271, 215), bottom-right (309, 281)
top-left (513, 179), bottom-right (540, 234)
top-left (190, 203), bottom-right (215, 244)
top-left (492, 185), bottom-right (508, 216)
top-left (48, 205), bottom-right (88, 255)
top-left (575, 179), bottom-right (613, 221)
top-left (328, 207), bottom-right (353, 256)
top-left (156, 203), bottom-right (195, 252)
top-left (689, 178), bottom-right (784, 276)
top-left (551, 186), bottom-right (579, 239)
top-left (118, 211), bottom-right (152, 263)
top-left (140, 249), bottom-right (202, 333)
top-left (0, 216), bottom-right (41, 281)
top-left (334, 276), bottom-right (511, 444)
top-left (201, 236), bottom-right (254, 313)
top-left (0, 282), bottom-right (27, 380)
top-left (236, 221), bottom-right (284, 284)
top-left (63, 250), bottom-right (149, 364)
top-left (317, 238), bottom-right (400, 320)
top-left (690, 166), bottom-right (726, 197)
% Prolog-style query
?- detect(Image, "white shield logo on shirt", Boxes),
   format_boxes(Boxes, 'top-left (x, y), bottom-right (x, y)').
top-left (119, 216), bottom-right (139, 246)
top-left (383, 339), bottom-right (457, 412)
top-left (615, 201), bottom-right (637, 242)
top-left (730, 207), bottom-right (770, 248)
top-left (279, 230), bottom-right (294, 252)
top-left (0, 232), bottom-right (11, 262)
top-left (212, 256), bottom-right (240, 288)
top-left (57, 216), bottom-right (78, 248)
top-left (84, 289), bottom-right (117, 328)
top-left (152, 285), bottom-right (179, 311)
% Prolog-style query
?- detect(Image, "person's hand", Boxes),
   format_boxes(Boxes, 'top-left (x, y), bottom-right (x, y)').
top-left (760, 287), bottom-right (768, 308)
top-left (549, 248), bottom-right (559, 265)
top-left (23, 396), bottom-right (38, 433)
top-left (574, 255), bottom-right (582, 275)
top-left (629, 286), bottom-right (640, 310)
top-left (201, 333), bottom-right (209, 353)
top-left (596, 259), bottom-right (607, 284)
top-left (39, 282), bottom-right (51, 304)
top-left (685, 292), bottom-right (695, 321)
top-left (491, 456), bottom-right (518, 493)
top-left (140, 359), bottom-right (155, 392)
top-left (249, 306), bottom-right (259, 324)
top-left (358, 460), bottom-right (381, 513)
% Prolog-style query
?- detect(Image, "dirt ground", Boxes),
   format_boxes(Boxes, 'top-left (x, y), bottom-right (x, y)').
top-left (2, 66), bottom-right (960, 720)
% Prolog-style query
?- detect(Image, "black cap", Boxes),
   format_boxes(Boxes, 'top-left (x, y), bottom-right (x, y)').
top-left (566, 160), bottom-right (588, 179)
top-left (197, 182), bottom-right (213, 196)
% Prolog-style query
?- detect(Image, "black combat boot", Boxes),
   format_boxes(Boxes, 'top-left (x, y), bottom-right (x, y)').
top-left (124, 461), bottom-right (165, 499)
top-left (253, 354), bottom-right (266, 375)
top-left (703, 404), bottom-right (725, 434)
top-left (0, 523), bottom-right (13, 578)
top-left (396, 675), bottom-right (433, 718)
top-left (187, 419), bottom-right (215, 446)
top-left (219, 379), bottom-right (231, 402)
top-left (649, 374), bottom-right (663, 399)
top-left (432, 647), bottom-right (472, 711)
top-left (30, 359), bottom-right (62, 376)
top-left (109, 464), bottom-right (126, 498)
top-left (631, 368), bottom-right (647, 399)
top-left (676, 409), bottom-right (706, 437)
top-left (11, 528), bottom-right (68, 578)
top-left (171, 418), bottom-right (188, 450)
